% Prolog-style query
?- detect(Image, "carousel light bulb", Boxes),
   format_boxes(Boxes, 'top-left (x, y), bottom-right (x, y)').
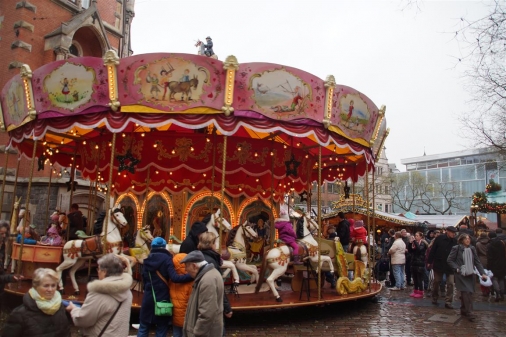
top-left (76, 165), bottom-right (79, 168)
top-left (55, 149), bottom-right (59, 153)
top-left (262, 191), bottom-right (265, 195)
top-left (117, 172), bottom-right (121, 176)
top-left (44, 159), bottom-right (49, 164)
top-left (153, 143), bottom-right (158, 148)
top-left (169, 172), bottom-right (172, 175)
top-left (174, 185), bottom-right (177, 188)
top-left (206, 138), bottom-right (210, 142)
top-left (305, 154), bottom-right (308, 159)
top-left (123, 174), bottom-right (127, 178)
top-left (190, 147), bottom-right (194, 152)
top-left (83, 140), bottom-right (86, 145)
top-left (135, 123), bottom-right (139, 127)
top-left (95, 145), bottom-right (99, 149)
top-left (255, 178), bottom-right (259, 182)
top-left (108, 142), bottom-right (112, 147)
top-left (283, 145), bottom-right (287, 149)
top-left (156, 170), bottom-right (159, 174)
top-left (203, 173), bottom-right (206, 177)
top-left (254, 152), bottom-right (258, 157)
top-left (237, 146), bottom-right (241, 151)
top-left (43, 140), bottom-right (47, 145)
top-left (141, 133), bottom-right (145, 137)
top-left (297, 142), bottom-right (301, 147)
top-left (171, 149), bottom-right (175, 154)
top-left (192, 185), bottom-right (195, 189)
top-left (101, 177), bottom-right (104, 181)
top-left (61, 139), bottom-right (64, 144)
top-left (69, 163), bottom-right (73, 167)
top-left (122, 133), bottom-right (126, 137)
top-left (270, 151), bottom-right (274, 156)
top-left (291, 197), bottom-right (295, 203)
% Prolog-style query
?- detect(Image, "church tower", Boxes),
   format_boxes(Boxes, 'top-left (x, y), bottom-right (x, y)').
top-left (0, 0), bottom-right (135, 90)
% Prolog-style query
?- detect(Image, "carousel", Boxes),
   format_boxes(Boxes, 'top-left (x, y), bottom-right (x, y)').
top-left (0, 46), bottom-right (389, 309)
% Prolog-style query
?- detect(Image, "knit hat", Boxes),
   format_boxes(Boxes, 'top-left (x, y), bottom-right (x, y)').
top-left (354, 220), bottom-right (364, 228)
top-left (50, 212), bottom-right (59, 222)
top-left (278, 203), bottom-right (290, 221)
top-left (47, 226), bottom-right (59, 235)
top-left (151, 237), bottom-right (167, 249)
top-left (180, 250), bottom-right (206, 264)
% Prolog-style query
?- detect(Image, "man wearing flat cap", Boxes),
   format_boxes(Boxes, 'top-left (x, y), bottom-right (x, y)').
top-left (182, 250), bottom-right (224, 337)
top-left (427, 225), bottom-right (458, 308)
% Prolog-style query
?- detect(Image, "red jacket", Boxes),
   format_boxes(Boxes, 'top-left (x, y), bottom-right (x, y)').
top-left (351, 226), bottom-right (367, 244)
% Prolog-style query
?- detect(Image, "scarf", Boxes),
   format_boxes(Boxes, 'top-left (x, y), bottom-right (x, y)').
top-left (461, 246), bottom-right (474, 276)
top-left (28, 287), bottom-right (62, 315)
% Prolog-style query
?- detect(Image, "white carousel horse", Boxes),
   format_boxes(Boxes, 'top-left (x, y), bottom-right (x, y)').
top-left (352, 240), bottom-right (369, 268)
top-left (129, 226), bottom-right (154, 264)
top-left (11, 207), bottom-right (30, 273)
top-left (264, 210), bottom-right (335, 302)
top-left (55, 205), bottom-right (128, 294)
top-left (226, 220), bottom-right (259, 284)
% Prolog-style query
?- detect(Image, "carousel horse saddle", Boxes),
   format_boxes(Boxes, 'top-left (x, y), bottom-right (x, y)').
top-left (81, 236), bottom-right (103, 257)
top-left (288, 242), bottom-right (308, 257)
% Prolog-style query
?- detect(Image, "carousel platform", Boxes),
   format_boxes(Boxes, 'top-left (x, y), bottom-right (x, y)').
top-left (4, 275), bottom-right (381, 311)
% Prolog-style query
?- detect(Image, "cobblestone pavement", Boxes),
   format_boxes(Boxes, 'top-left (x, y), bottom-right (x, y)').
top-left (2, 283), bottom-right (506, 336)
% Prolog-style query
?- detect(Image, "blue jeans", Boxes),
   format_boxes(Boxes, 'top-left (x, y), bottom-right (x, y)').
top-left (173, 325), bottom-right (183, 337)
top-left (392, 264), bottom-right (405, 288)
top-left (137, 321), bottom-right (170, 337)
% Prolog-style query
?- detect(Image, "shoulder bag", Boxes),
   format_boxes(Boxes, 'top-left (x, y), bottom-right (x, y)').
top-left (148, 271), bottom-right (173, 316)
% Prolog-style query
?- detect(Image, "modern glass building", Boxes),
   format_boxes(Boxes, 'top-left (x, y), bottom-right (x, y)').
top-left (395, 147), bottom-right (503, 215)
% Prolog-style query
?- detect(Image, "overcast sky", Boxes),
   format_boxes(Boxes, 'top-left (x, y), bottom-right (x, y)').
top-left (131, 0), bottom-right (493, 171)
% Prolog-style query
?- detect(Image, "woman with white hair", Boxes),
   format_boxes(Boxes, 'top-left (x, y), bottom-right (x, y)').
top-left (3, 268), bottom-right (70, 336)
top-left (66, 253), bottom-right (133, 336)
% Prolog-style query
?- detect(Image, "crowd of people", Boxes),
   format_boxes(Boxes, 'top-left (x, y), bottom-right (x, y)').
top-left (380, 224), bottom-right (506, 321)
top-left (0, 215), bottom-right (231, 337)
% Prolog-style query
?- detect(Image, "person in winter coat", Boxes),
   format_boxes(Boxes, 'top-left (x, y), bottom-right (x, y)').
top-left (67, 203), bottom-right (84, 240)
top-left (274, 204), bottom-right (300, 263)
top-left (182, 250), bottom-right (224, 337)
top-left (138, 237), bottom-right (193, 337)
top-left (335, 212), bottom-right (351, 252)
top-left (475, 232), bottom-right (490, 296)
top-left (486, 232), bottom-right (506, 302)
top-left (388, 232), bottom-right (406, 290)
top-left (39, 225), bottom-right (63, 246)
top-left (3, 268), bottom-right (70, 337)
top-left (169, 253), bottom-right (194, 337)
top-left (447, 233), bottom-right (487, 321)
top-left (180, 220), bottom-right (208, 254)
top-left (427, 226), bottom-right (458, 308)
top-left (66, 254), bottom-right (133, 336)
top-left (350, 220), bottom-right (367, 251)
top-left (401, 229), bottom-right (413, 286)
top-left (198, 232), bottom-right (233, 336)
top-left (0, 265), bottom-right (23, 311)
top-left (407, 231), bottom-right (428, 298)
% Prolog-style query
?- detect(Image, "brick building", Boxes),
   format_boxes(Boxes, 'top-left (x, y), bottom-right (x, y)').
top-left (0, 0), bottom-right (134, 225)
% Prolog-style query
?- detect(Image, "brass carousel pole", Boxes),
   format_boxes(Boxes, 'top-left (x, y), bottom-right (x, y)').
top-left (371, 164), bottom-right (376, 290)
top-left (210, 129), bottom-right (216, 215)
top-left (86, 180), bottom-right (93, 235)
top-left (11, 156), bottom-right (21, 215)
top-left (317, 145), bottom-right (322, 301)
top-left (219, 135), bottom-right (227, 244)
top-left (269, 137), bottom-right (275, 248)
top-left (17, 139), bottom-right (37, 276)
top-left (365, 165), bottom-right (370, 291)
top-left (66, 149), bottom-right (78, 242)
top-left (6, 156), bottom-right (21, 272)
top-left (0, 147), bottom-right (9, 215)
top-left (142, 168), bottom-right (151, 229)
top-left (102, 133), bottom-right (117, 254)
top-left (44, 167), bottom-right (53, 228)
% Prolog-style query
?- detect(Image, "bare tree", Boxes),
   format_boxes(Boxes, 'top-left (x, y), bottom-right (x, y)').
top-left (457, 1), bottom-right (506, 154)
top-left (390, 171), bottom-right (428, 212)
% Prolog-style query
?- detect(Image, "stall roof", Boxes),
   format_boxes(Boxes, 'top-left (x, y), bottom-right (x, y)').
top-left (398, 214), bottom-right (466, 228)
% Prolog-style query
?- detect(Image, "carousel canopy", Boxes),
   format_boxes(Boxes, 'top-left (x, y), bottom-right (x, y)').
top-left (0, 52), bottom-right (388, 201)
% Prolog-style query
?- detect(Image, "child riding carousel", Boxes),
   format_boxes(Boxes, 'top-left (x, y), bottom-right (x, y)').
top-left (274, 203), bottom-right (302, 264)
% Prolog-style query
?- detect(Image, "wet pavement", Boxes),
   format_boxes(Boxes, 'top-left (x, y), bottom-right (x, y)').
top-left (1, 282), bottom-right (506, 336)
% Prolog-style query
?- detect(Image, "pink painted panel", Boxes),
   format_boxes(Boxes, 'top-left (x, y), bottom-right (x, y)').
top-left (234, 63), bottom-right (326, 122)
top-left (330, 84), bottom-right (380, 142)
top-left (32, 57), bottom-right (110, 118)
top-left (118, 53), bottom-right (225, 111)
top-left (1, 75), bottom-right (28, 130)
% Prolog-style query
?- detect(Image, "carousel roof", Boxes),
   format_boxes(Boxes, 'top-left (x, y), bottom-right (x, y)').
top-left (0, 52), bottom-right (389, 200)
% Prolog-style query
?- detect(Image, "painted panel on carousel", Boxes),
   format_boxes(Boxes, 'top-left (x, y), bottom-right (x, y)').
top-left (1, 75), bottom-right (28, 131)
top-left (118, 53), bottom-right (225, 113)
top-left (234, 63), bottom-right (325, 122)
top-left (32, 58), bottom-right (109, 117)
top-left (330, 85), bottom-right (379, 144)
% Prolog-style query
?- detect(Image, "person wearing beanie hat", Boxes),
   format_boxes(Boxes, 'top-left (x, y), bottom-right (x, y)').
top-left (487, 231), bottom-right (506, 302)
top-left (336, 212), bottom-right (351, 252)
top-left (39, 225), bottom-right (63, 246)
top-left (274, 203), bottom-right (301, 264)
top-left (137, 234), bottom-right (193, 337)
top-left (180, 219), bottom-right (209, 254)
top-left (350, 220), bottom-right (367, 249)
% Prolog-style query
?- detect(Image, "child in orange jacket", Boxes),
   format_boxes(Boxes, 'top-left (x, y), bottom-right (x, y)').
top-left (169, 253), bottom-right (194, 337)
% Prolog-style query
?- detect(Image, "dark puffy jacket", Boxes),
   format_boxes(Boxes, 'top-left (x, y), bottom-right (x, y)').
top-left (201, 249), bottom-right (231, 314)
top-left (0, 267), bottom-right (14, 296)
top-left (407, 239), bottom-right (428, 267)
top-left (427, 234), bottom-right (457, 274)
top-left (2, 292), bottom-right (70, 337)
top-left (487, 237), bottom-right (506, 279)
top-left (140, 248), bottom-right (193, 324)
top-left (180, 221), bottom-right (208, 254)
top-left (336, 219), bottom-right (350, 246)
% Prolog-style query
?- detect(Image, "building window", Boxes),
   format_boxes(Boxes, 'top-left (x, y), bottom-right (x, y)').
top-left (384, 185), bottom-right (389, 194)
top-left (377, 203), bottom-right (383, 211)
top-left (82, 0), bottom-right (90, 8)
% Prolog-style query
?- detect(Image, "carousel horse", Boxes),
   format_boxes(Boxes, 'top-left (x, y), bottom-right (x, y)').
top-left (58, 212), bottom-right (69, 233)
top-left (263, 209), bottom-right (335, 302)
top-left (55, 204), bottom-right (128, 294)
top-left (129, 226), bottom-right (155, 264)
top-left (225, 221), bottom-right (260, 284)
top-left (11, 207), bottom-right (31, 273)
top-left (5, 196), bottom-right (21, 271)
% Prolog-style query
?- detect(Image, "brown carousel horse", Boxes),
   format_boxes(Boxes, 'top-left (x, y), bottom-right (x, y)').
top-left (55, 204), bottom-right (128, 294)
